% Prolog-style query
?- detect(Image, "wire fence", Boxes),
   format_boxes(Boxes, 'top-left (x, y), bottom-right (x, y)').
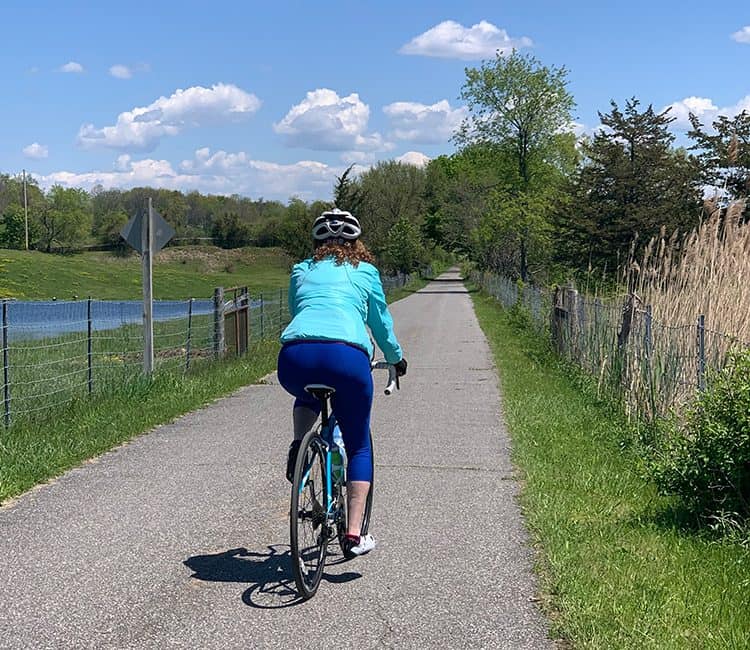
top-left (473, 271), bottom-right (750, 421)
top-left (0, 268), bottom-right (421, 427)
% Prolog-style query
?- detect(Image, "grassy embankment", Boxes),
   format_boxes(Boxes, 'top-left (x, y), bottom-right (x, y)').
top-left (0, 247), bottom-right (434, 504)
top-left (0, 246), bottom-right (290, 300)
top-left (472, 291), bottom-right (750, 649)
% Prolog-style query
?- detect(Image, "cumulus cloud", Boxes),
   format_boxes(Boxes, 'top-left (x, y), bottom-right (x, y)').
top-left (399, 20), bottom-right (532, 60)
top-left (22, 142), bottom-right (49, 159)
top-left (77, 83), bottom-right (262, 152)
top-left (396, 151), bottom-right (430, 167)
top-left (109, 64), bottom-right (133, 79)
top-left (664, 94), bottom-right (750, 129)
top-left (60, 61), bottom-right (84, 73)
top-left (38, 148), bottom-right (341, 201)
top-left (383, 99), bottom-right (467, 144)
top-left (274, 88), bottom-right (391, 152)
top-left (731, 26), bottom-right (750, 43)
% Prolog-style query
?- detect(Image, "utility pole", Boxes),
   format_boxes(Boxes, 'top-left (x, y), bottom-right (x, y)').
top-left (22, 170), bottom-right (29, 250)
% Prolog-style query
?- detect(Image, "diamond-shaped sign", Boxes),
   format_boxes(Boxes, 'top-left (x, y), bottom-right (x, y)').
top-left (120, 209), bottom-right (175, 253)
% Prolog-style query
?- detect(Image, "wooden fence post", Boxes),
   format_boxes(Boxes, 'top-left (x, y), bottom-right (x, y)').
top-left (213, 287), bottom-right (225, 359)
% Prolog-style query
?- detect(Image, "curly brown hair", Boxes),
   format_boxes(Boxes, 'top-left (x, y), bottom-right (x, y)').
top-left (312, 240), bottom-right (375, 266)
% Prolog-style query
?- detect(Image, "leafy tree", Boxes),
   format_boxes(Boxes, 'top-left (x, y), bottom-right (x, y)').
top-left (357, 161), bottom-right (426, 254)
top-left (211, 212), bottom-right (253, 249)
top-left (277, 199), bottom-right (332, 261)
top-left (0, 204), bottom-right (38, 249)
top-left (455, 51), bottom-right (576, 279)
top-left (383, 217), bottom-right (424, 273)
top-left (688, 111), bottom-right (750, 211)
top-left (93, 209), bottom-right (130, 249)
top-left (38, 185), bottom-right (92, 252)
top-left (560, 99), bottom-right (702, 271)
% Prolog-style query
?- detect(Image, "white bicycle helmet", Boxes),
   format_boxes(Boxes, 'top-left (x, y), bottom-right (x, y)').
top-left (312, 208), bottom-right (361, 242)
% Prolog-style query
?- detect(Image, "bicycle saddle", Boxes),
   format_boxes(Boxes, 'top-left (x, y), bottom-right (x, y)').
top-left (304, 384), bottom-right (336, 400)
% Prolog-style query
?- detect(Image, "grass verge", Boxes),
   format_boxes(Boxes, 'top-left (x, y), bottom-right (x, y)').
top-left (472, 291), bottom-right (750, 650)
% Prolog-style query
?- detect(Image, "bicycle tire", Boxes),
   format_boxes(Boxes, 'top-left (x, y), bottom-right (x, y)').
top-left (338, 430), bottom-right (374, 559)
top-left (290, 428), bottom-right (329, 599)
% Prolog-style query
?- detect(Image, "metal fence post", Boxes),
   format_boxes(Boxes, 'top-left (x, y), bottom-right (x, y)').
top-left (87, 297), bottom-right (93, 394)
top-left (213, 287), bottom-right (225, 359)
top-left (2, 301), bottom-right (9, 427)
top-left (260, 292), bottom-right (265, 339)
top-left (697, 314), bottom-right (706, 391)
top-left (185, 298), bottom-right (194, 371)
top-left (644, 305), bottom-right (656, 419)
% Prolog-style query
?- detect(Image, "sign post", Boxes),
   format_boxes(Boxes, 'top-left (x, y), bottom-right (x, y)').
top-left (120, 200), bottom-right (175, 376)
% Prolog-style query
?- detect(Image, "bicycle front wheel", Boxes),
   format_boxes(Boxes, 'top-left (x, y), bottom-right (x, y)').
top-left (290, 428), bottom-right (329, 599)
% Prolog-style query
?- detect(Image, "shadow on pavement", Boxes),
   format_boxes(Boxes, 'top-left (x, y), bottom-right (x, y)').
top-left (183, 545), bottom-right (361, 609)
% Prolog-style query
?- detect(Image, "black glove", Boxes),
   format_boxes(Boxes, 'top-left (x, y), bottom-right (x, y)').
top-left (394, 358), bottom-right (408, 377)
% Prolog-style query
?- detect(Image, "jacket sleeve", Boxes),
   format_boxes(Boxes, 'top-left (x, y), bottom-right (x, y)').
top-left (287, 260), bottom-right (309, 317)
top-left (365, 267), bottom-right (403, 364)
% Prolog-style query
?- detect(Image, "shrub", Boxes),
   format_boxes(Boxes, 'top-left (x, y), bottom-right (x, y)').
top-left (648, 347), bottom-right (750, 526)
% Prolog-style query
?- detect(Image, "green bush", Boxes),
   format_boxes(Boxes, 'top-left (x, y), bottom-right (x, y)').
top-left (648, 348), bottom-right (750, 526)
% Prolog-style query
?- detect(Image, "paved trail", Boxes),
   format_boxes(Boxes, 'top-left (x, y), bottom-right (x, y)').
top-left (0, 270), bottom-right (552, 649)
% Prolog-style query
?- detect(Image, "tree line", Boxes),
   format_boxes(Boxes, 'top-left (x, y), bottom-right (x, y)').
top-left (2, 51), bottom-right (748, 278)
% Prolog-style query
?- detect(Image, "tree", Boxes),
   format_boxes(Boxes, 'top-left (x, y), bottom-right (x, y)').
top-left (333, 164), bottom-right (367, 215)
top-left (211, 213), bottom-right (253, 249)
top-left (357, 161), bottom-right (426, 254)
top-left (38, 185), bottom-right (92, 252)
top-left (688, 111), bottom-right (750, 213)
top-left (455, 51), bottom-right (576, 279)
top-left (0, 204), bottom-right (37, 249)
top-left (560, 99), bottom-right (702, 271)
top-left (383, 217), bottom-right (424, 273)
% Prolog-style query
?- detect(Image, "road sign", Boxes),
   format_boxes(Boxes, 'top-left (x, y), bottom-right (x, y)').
top-left (120, 209), bottom-right (175, 253)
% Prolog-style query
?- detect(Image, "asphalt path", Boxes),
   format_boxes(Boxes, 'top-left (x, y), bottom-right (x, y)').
top-left (0, 269), bottom-right (553, 649)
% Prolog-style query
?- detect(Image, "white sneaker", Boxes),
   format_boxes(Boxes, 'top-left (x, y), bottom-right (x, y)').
top-left (344, 533), bottom-right (376, 556)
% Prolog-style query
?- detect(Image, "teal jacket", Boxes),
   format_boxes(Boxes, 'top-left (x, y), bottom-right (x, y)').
top-left (280, 257), bottom-right (403, 364)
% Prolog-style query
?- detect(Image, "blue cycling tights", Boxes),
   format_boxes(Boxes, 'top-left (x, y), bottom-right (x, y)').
top-left (277, 341), bottom-right (374, 482)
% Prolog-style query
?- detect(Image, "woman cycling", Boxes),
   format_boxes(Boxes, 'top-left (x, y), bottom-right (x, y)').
top-left (277, 208), bottom-right (407, 557)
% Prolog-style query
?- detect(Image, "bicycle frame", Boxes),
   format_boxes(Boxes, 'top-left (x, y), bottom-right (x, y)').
top-left (297, 396), bottom-right (341, 525)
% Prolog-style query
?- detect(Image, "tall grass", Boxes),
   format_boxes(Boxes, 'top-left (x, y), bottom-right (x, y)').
top-left (619, 200), bottom-right (750, 415)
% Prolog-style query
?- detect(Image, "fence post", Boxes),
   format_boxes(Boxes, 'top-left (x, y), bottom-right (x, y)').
top-left (185, 298), bottom-right (194, 371)
top-left (2, 301), bottom-right (9, 427)
top-left (644, 305), bottom-right (656, 419)
top-left (697, 314), bottom-right (706, 391)
top-left (87, 297), bottom-right (93, 394)
top-left (278, 287), bottom-right (283, 336)
top-left (213, 287), bottom-right (225, 359)
top-left (260, 292), bottom-right (265, 339)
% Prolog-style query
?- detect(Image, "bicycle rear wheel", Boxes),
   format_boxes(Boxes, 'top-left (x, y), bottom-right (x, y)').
top-left (338, 430), bottom-right (374, 559)
top-left (290, 428), bottom-right (329, 599)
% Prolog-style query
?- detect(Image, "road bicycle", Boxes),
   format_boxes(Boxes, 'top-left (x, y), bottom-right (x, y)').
top-left (289, 361), bottom-right (398, 599)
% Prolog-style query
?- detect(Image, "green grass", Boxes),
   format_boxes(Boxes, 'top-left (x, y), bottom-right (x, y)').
top-left (0, 246), bottom-right (291, 300)
top-left (472, 291), bottom-right (750, 649)
top-left (0, 341), bottom-right (280, 504)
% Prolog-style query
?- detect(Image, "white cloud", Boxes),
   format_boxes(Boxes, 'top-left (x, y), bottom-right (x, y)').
top-left (399, 20), bottom-right (532, 60)
top-left (383, 99), bottom-right (467, 144)
top-left (109, 64), bottom-right (133, 79)
top-left (38, 148), bottom-right (341, 201)
top-left (60, 61), bottom-right (84, 73)
top-left (77, 83), bottom-right (262, 152)
top-left (274, 88), bottom-right (392, 152)
top-left (22, 142), bottom-right (49, 159)
top-left (665, 94), bottom-right (750, 129)
top-left (731, 26), bottom-right (750, 43)
top-left (396, 151), bottom-right (431, 167)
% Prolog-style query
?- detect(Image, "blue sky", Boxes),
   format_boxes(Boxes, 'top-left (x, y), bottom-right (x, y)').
top-left (2, 0), bottom-right (748, 201)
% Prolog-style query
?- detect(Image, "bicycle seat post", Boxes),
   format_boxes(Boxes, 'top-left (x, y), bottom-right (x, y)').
top-left (304, 385), bottom-right (336, 431)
